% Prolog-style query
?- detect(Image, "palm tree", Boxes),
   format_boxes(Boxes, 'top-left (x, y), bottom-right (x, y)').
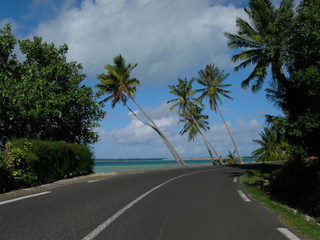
top-left (168, 78), bottom-right (221, 165)
top-left (226, 149), bottom-right (238, 165)
top-left (224, 0), bottom-right (294, 92)
top-left (96, 55), bottom-right (186, 167)
top-left (252, 127), bottom-right (289, 162)
top-left (196, 63), bottom-right (242, 163)
top-left (179, 105), bottom-right (209, 142)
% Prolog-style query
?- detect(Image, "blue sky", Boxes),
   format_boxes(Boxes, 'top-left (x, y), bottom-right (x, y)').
top-left (1, 0), bottom-right (287, 159)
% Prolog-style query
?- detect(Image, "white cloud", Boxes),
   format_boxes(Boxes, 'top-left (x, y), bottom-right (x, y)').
top-left (109, 116), bottom-right (155, 144)
top-left (33, 0), bottom-right (247, 85)
top-left (94, 103), bottom-right (262, 158)
top-left (248, 119), bottom-right (259, 128)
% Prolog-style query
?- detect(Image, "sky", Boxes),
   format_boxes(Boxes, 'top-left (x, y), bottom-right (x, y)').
top-left (0, 0), bottom-right (290, 159)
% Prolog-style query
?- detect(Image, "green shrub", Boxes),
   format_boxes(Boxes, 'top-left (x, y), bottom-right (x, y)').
top-left (0, 141), bottom-right (36, 193)
top-left (270, 160), bottom-right (320, 219)
top-left (12, 139), bottom-right (94, 185)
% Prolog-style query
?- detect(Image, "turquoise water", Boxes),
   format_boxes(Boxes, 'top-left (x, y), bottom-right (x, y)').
top-left (94, 158), bottom-right (256, 173)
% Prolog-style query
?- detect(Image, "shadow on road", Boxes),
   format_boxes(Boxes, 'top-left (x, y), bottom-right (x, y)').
top-left (223, 162), bottom-right (285, 177)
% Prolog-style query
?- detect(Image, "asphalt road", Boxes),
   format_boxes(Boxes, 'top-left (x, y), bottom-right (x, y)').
top-left (0, 166), bottom-right (298, 240)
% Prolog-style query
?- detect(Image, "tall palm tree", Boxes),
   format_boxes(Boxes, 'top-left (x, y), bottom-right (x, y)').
top-left (168, 78), bottom-right (221, 165)
top-left (96, 55), bottom-right (186, 167)
top-left (196, 63), bottom-right (242, 163)
top-left (224, 0), bottom-right (294, 92)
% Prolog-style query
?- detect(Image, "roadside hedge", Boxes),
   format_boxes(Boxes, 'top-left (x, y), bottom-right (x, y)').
top-left (0, 139), bottom-right (94, 193)
top-left (0, 141), bottom-right (36, 193)
top-left (270, 160), bottom-right (320, 219)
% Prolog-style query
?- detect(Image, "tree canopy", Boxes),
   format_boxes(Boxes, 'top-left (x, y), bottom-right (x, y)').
top-left (0, 24), bottom-right (105, 145)
top-left (226, 0), bottom-right (320, 157)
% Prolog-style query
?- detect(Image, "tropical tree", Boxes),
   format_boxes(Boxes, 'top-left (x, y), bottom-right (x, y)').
top-left (252, 127), bottom-right (289, 162)
top-left (168, 78), bottom-right (221, 165)
top-left (96, 55), bottom-right (186, 167)
top-left (226, 149), bottom-right (238, 165)
top-left (0, 24), bottom-right (105, 145)
top-left (226, 0), bottom-right (319, 157)
top-left (224, 0), bottom-right (294, 91)
top-left (196, 64), bottom-right (242, 163)
top-left (179, 105), bottom-right (209, 142)
top-left (267, 0), bottom-right (320, 157)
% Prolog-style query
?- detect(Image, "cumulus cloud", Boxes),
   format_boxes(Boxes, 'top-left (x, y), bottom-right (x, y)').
top-left (109, 115), bottom-right (155, 144)
top-left (94, 102), bottom-right (261, 158)
top-left (33, 0), bottom-right (247, 85)
top-left (104, 106), bottom-right (177, 145)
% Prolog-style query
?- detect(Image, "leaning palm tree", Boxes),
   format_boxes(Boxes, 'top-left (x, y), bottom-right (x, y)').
top-left (224, 0), bottom-right (294, 92)
top-left (179, 105), bottom-right (209, 142)
top-left (96, 55), bottom-right (186, 167)
top-left (168, 78), bottom-right (221, 165)
top-left (196, 64), bottom-right (243, 163)
top-left (178, 104), bottom-right (221, 165)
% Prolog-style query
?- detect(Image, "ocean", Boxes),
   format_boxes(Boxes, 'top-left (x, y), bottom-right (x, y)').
top-left (94, 158), bottom-right (256, 173)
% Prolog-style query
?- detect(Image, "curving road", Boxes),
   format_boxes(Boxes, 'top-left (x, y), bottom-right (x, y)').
top-left (0, 166), bottom-right (299, 240)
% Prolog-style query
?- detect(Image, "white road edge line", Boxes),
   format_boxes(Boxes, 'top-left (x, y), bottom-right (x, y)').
top-left (233, 177), bottom-right (237, 183)
top-left (129, 172), bottom-right (145, 175)
top-left (0, 191), bottom-right (51, 206)
top-left (82, 169), bottom-right (212, 240)
top-left (87, 180), bottom-right (101, 183)
top-left (277, 228), bottom-right (301, 240)
top-left (237, 190), bottom-right (251, 202)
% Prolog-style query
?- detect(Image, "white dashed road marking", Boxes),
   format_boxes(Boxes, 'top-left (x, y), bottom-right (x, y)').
top-left (277, 228), bottom-right (301, 240)
top-left (237, 190), bottom-right (251, 202)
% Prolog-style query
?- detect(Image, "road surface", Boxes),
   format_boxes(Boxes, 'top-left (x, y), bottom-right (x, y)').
top-left (0, 166), bottom-right (299, 239)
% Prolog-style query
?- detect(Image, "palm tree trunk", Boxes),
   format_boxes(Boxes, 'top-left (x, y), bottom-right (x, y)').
top-left (188, 109), bottom-right (221, 166)
top-left (198, 128), bottom-right (216, 166)
top-left (128, 97), bottom-right (186, 167)
top-left (216, 105), bottom-right (243, 164)
top-left (124, 103), bottom-right (184, 167)
top-left (207, 141), bottom-right (224, 165)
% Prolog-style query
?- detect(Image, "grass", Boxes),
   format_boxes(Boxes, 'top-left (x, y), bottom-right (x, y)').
top-left (241, 170), bottom-right (320, 240)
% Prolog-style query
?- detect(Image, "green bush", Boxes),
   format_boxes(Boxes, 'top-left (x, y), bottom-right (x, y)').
top-left (11, 139), bottom-right (94, 185)
top-left (270, 160), bottom-right (320, 219)
top-left (0, 141), bottom-right (36, 193)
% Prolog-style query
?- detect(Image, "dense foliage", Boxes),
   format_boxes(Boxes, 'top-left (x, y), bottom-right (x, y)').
top-left (226, 0), bottom-right (320, 157)
top-left (252, 126), bottom-right (291, 162)
top-left (268, 0), bottom-right (320, 156)
top-left (226, 0), bottom-right (320, 220)
top-left (0, 141), bottom-right (35, 193)
top-left (270, 160), bottom-right (320, 219)
top-left (0, 139), bottom-right (94, 193)
top-left (0, 24), bottom-right (105, 146)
